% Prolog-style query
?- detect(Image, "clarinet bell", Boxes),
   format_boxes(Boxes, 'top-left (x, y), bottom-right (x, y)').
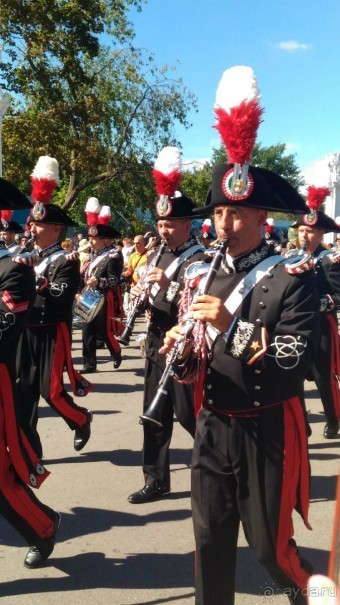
top-left (139, 412), bottom-right (163, 429)
top-left (117, 326), bottom-right (132, 346)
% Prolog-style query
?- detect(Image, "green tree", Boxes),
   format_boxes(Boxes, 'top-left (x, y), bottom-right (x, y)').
top-left (181, 162), bottom-right (212, 207)
top-left (0, 0), bottom-right (197, 221)
top-left (211, 142), bottom-right (304, 190)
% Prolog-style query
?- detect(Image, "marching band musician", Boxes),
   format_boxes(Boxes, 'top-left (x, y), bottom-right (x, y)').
top-left (0, 176), bottom-right (60, 569)
top-left (16, 156), bottom-right (93, 460)
top-left (81, 199), bottom-right (124, 373)
top-left (0, 210), bottom-right (24, 252)
top-left (159, 67), bottom-right (320, 605)
top-left (294, 186), bottom-right (340, 439)
top-left (128, 146), bottom-right (205, 504)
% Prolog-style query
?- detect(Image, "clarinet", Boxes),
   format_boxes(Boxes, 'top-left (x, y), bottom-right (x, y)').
top-left (140, 237), bottom-right (229, 428)
top-left (118, 240), bottom-right (168, 346)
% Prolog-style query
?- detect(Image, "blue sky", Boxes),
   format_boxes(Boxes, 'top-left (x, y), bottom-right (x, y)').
top-left (129, 0), bottom-right (340, 179)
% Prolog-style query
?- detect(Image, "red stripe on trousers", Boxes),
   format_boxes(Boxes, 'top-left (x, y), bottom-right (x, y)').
top-left (276, 397), bottom-right (311, 589)
top-left (327, 314), bottom-right (340, 419)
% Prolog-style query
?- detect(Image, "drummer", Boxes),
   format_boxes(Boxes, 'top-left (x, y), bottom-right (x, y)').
top-left (81, 199), bottom-right (124, 373)
top-left (16, 156), bottom-right (93, 460)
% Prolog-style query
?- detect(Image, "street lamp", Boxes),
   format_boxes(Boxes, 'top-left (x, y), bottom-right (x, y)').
top-left (0, 44), bottom-right (10, 177)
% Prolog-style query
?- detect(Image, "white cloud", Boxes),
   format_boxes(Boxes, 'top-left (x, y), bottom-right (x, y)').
top-left (277, 40), bottom-right (310, 52)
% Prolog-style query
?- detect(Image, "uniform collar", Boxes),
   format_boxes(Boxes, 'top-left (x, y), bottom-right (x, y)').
top-left (222, 240), bottom-right (272, 274)
top-left (38, 241), bottom-right (62, 258)
top-left (171, 237), bottom-right (198, 254)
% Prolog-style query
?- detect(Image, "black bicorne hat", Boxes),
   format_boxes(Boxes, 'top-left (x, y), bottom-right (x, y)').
top-left (0, 177), bottom-right (32, 210)
top-left (28, 203), bottom-right (77, 226)
top-left (199, 164), bottom-right (308, 215)
top-left (0, 220), bottom-right (23, 233)
top-left (290, 186), bottom-right (340, 233)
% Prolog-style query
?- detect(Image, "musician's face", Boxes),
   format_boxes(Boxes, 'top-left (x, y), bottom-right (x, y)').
top-left (29, 222), bottom-right (62, 249)
top-left (297, 225), bottom-right (323, 253)
top-left (0, 231), bottom-right (15, 244)
top-left (157, 219), bottom-right (191, 250)
top-left (89, 236), bottom-right (105, 251)
top-left (213, 205), bottom-right (267, 257)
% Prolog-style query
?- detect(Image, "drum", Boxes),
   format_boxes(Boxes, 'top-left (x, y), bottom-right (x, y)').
top-left (74, 288), bottom-right (105, 323)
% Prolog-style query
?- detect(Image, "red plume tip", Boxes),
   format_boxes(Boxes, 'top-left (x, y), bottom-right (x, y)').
top-left (306, 186), bottom-right (330, 211)
top-left (214, 99), bottom-right (264, 164)
top-left (152, 169), bottom-right (182, 197)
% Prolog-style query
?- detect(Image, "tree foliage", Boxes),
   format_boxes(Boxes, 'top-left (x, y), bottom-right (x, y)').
top-left (0, 0), bottom-right (197, 223)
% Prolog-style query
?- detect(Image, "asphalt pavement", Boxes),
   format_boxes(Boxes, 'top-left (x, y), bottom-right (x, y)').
top-left (0, 318), bottom-right (339, 604)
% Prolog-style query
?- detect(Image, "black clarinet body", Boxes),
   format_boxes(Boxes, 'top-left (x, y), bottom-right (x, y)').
top-left (140, 238), bottom-right (229, 428)
top-left (118, 240), bottom-right (167, 346)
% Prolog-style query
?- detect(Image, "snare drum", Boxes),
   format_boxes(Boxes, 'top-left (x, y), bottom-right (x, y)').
top-left (74, 288), bottom-right (105, 323)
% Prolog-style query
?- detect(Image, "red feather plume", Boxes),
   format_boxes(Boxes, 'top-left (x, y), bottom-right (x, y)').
top-left (31, 179), bottom-right (58, 204)
top-left (1, 210), bottom-right (13, 221)
top-left (214, 99), bottom-right (264, 164)
top-left (306, 186), bottom-right (330, 211)
top-left (152, 169), bottom-right (182, 197)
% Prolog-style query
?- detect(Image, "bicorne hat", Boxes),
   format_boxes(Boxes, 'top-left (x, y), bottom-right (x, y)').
top-left (291, 186), bottom-right (340, 233)
top-left (0, 210), bottom-right (23, 233)
top-left (85, 198), bottom-right (121, 239)
top-left (197, 66), bottom-right (308, 216)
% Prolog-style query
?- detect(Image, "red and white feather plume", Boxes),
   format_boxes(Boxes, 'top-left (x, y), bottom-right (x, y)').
top-left (306, 186), bottom-right (330, 211)
top-left (85, 197), bottom-right (101, 226)
top-left (214, 66), bottom-right (264, 165)
top-left (304, 185), bottom-right (330, 225)
top-left (202, 218), bottom-right (212, 238)
top-left (31, 156), bottom-right (59, 204)
top-left (98, 205), bottom-right (111, 226)
top-left (152, 146), bottom-right (182, 217)
top-left (265, 217), bottom-right (275, 234)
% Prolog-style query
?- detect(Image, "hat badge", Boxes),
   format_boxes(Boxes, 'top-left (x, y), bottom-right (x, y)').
top-left (222, 167), bottom-right (254, 201)
top-left (156, 195), bottom-right (172, 217)
top-left (32, 202), bottom-right (47, 221)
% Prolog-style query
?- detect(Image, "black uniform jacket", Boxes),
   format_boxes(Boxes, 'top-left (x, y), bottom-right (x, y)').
top-left (184, 241), bottom-right (320, 414)
top-left (0, 252), bottom-right (36, 360)
top-left (312, 244), bottom-right (340, 313)
top-left (147, 239), bottom-right (205, 331)
top-left (82, 247), bottom-right (123, 292)
top-left (28, 243), bottom-right (80, 327)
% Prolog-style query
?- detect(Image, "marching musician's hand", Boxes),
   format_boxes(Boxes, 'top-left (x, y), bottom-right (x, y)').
top-left (190, 294), bottom-right (233, 333)
top-left (87, 276), bottom-right (98, 287)
top-left (145, 267), bottom-right (170, 290)
top-left (159, 324), bottom-right (193, 359)
top-left (130, 282), bottom-right (143, 301)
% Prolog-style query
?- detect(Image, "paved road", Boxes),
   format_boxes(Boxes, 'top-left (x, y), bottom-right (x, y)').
top-left (0, 318), bottom-right (339, 604)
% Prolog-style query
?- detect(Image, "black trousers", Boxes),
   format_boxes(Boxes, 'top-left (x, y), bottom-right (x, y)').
top-left (82, 302), bottom-right (120, 366)
top-left (192, 405), bottom-right (311, 605)
top-left (142, 327), bottom-right (196, 488)
top-left (0, 368), bottom-right (56, 546)
top-left (309, 315), bottom-right (339, 422)
top-left (17, 324), bottom-right (89, 458)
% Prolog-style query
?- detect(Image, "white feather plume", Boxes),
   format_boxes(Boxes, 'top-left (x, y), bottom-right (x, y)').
top-left (85, 197), bottom-right (101, 213)
top-left (203, 218), bottom-right (212, 227)
top-left (214, 66), bottom-right (261, 112)
top-left (99, 205), bottom-right (111, 218)
top-left (154, 146), bottom-right (181, 174)
top-left (266, 218), bottom-right (275, 226)
top-left (31, 156), bottom-right (59, 182)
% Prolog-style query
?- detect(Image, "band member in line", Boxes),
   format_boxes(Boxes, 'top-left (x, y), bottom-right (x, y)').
top-left (81, 199), bottom-right (123, 373)
top-left (294, 186), bottom-right (340, 439)
top-left (0, 176), bottom-right (60, 569)
top-left (128, 146), bottom-right (205, 504)
top-left (17, 156), bottom-right (92, 460)
top-left (159, 67), bottom-right (320, 605)
top-left (0, 210), bottom-right (24, 252)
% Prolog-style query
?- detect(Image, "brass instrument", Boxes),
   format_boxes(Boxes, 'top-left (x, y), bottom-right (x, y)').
top-left (140, 238), bottom-right (229, 428)
top-left (118, 240), bottom-right (167, 346)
